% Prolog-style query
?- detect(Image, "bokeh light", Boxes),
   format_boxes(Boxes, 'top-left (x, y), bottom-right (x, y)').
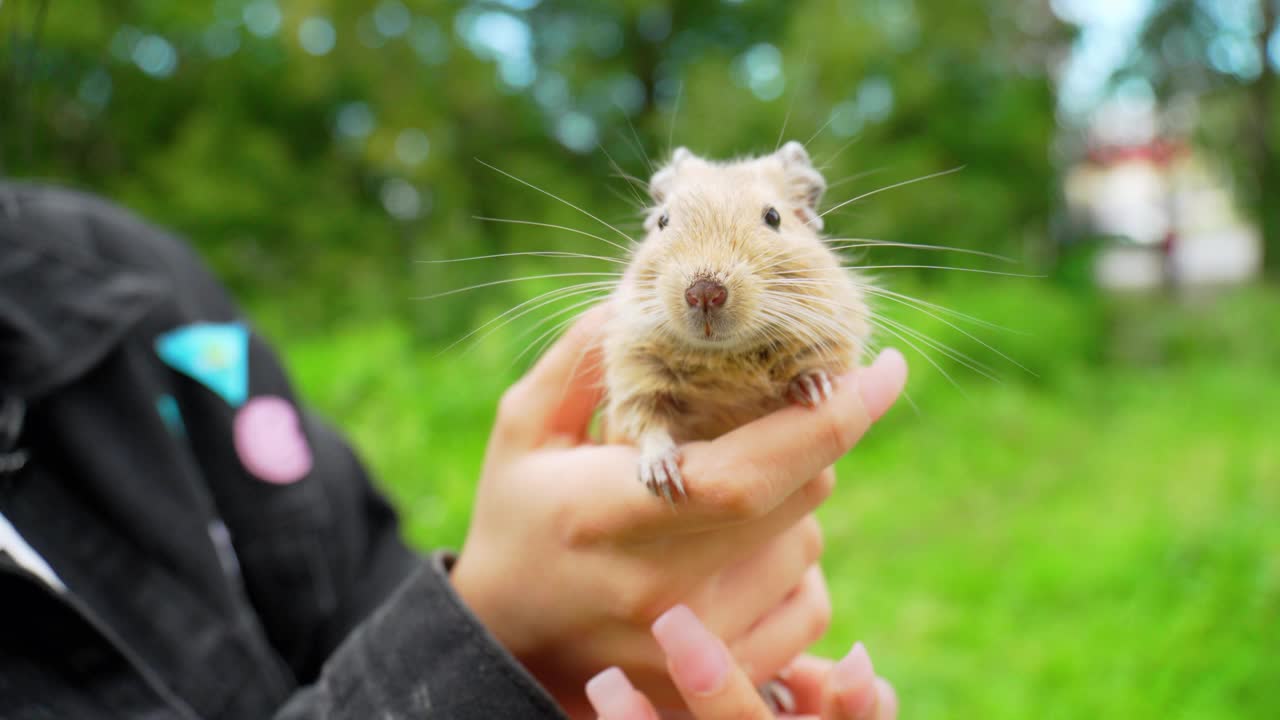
top-left (409, 19), bottom-right (450, 65)
top-left (243, 0), bottom-right (282, 39)
top-left (554, 111), bottom-right (598, 153)
top-left (394, 128), bottom-right (431, 166)
top-left (373, 0), bottom-right (412, 39)
top-left (380, 178), bottom-right (424, 220)
top-left (298, 17), bottom-right (337, 57)
top-left (77, 68), bottom-right (112, 110)
top-left (732, 43), bottom-right (785, 101)
top-left (456, 9), bottom-right (535, 90)
top-left (203, 22), bottom-right (241, 58)
top-left (334, 101), bottom-right (375, 141)
top-left (133, 35), bottom-right (178, 78)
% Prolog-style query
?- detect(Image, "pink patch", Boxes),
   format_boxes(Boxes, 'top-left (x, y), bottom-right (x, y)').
top-left (233, 396), bottom-right (313, 484)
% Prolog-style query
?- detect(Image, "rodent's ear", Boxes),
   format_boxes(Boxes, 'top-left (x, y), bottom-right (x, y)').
top-left (776, 141), bottom-right (827, 230)
top-left (649, 146), bottom-right (692, 204)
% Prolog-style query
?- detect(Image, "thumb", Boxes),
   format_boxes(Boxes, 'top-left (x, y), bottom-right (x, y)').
top-left (506, 301), bottom-right (612, 445)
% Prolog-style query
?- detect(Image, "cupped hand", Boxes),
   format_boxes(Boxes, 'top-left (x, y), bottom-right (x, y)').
top-left (586, 604), bottom-right (899, 720)
top-left (450, 303), bottom-right (907, 716)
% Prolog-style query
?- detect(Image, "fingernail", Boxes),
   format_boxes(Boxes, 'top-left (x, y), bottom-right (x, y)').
top-left (874, 677), bottom-right (899, 718)
top-left (585, 667), bottom-right (635, 718)
top-left (830, 642), bottom-right (877, 716)
top-left (857, 349), bottom-right (907, 420)
top-left (651, 605), bottom-right (729, 695)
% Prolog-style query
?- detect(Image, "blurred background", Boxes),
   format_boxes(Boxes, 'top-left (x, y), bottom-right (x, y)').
top-left (2, 0), bottom-right (1277, 716)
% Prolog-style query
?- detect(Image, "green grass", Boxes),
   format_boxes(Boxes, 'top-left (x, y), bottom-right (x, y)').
top-left (256, 282), bottom-right (1280, 719)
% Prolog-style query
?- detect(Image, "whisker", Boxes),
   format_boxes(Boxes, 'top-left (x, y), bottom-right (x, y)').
top-left (604, 182), bottom-right (646, 211)
top-left (867, 320), bottom-right (968, 398)
top-left (475, 159), bottom-right (636, 246)
top-left (814, 166), bottom-right (966, 224)
top-left (823, 167), bottom-right (889, 191)
top-left (418, 251), bottom-right (626, 265)
top-left (608, 169), bottom-right (649, 188)
top-left (801, 112), bottom-right (837, 149)
top-left (435, 282), bottom-right (617, 356)
top-left (828, 239), bottom-right (1017, 264)
top-left (616, 108), bottom-right (655, 175)
top-left (862, 337), bottom-right (922, 416)
top-left (862, 286), bottom-right (1023, 334)
top-left (511, 297), bottom-right (603, 368)
top-left (413, 272), bottom-right (623, 301)
top-left (756, 295), bottom-right (857, 355)
top-left (870, 293), bottom-right (1036, 377)
top-left (774, 46), bottom-right (812, 152)
top-left (599, 140), bottom-right (649, 210)
top-left (815, 134), bottom-right (864, 172)
top-left (775, 99), bottom-right (796, 152)
top-left (472, 216), bottom-right (632, 255)
top-left (870, 313), bottom-right (1000, 383)
top-left (666, 81), bottom-right (683, 157)
top-left (846, 265), bottom-right (1044, 279)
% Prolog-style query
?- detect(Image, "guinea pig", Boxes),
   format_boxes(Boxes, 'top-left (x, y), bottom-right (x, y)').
top-left (602, 141), bottom-right (871, 501)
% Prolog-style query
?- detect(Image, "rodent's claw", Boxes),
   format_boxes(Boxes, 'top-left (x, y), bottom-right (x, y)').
top-left (759, 679), bottom-right (796, 715)
top-left (638, 446), bottom-right (685, 503)
top-left (787, 369), bottom-right (835, 408)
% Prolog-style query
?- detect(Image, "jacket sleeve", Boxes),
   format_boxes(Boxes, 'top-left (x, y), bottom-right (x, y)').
top-left (1, 183), bottom-right (569, 719)
top-left (274, 552), bottom-right (568, 719)
top-left (247, 405), bottom-right (567, 719)
top-left (151, 233), bottom-right (570, 718)
top-left (158, 238), bottom-right (570, 719)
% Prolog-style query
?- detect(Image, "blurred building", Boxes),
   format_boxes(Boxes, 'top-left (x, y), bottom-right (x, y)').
top-left (1062, 106), bottom-right (1262, 291)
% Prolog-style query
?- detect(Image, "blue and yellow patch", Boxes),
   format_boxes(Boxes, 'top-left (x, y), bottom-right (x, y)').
top-left (155, 322), bottom-right (250, 407)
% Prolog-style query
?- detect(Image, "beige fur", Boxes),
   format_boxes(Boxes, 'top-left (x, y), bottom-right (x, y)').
top-left (602, 141), bottom-right (871, 498)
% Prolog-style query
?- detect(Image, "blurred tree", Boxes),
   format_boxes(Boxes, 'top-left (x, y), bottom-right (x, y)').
top-left (1132, 0), bottom-right (1280, 280)
top-left (1, 0), bottom-right (1059, 335)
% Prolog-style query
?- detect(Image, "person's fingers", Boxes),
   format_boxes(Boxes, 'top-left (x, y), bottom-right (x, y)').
top-left (561, 350), bottom-right (906, 540)
top-left (691, 516), bottom-right (823, 643)
top-left (577, 609), bottom-right (899, 720)
top-left (728, 566), bottom-right (832, 687)
top-left (871, 678), bottom-right (898, 720)
top-left (773, 654), bottom-right (834, 714)
top-left (697, 465), bottom-right (835, 550)
top-left (495, 302), bottom-right (612, 448)
top-left (682, 349), bottom-right (906, 521)
top-left (550, 446), bottom-right (829, 550)
top-left (764, 652), bottom-right (899, 720)
top-left (585, 666), bottom-right (661, 720)
top-left (651, 605), bottom-right (774, 720)
top-left (821, 643), bottom-right (879, 719)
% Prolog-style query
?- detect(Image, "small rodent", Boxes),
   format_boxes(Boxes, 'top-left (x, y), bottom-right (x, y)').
top-left (603, 141), bottom-right (872, 500)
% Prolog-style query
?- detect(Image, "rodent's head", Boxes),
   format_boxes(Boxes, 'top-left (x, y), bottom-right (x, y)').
top-left (623, 141), bottom-right (863, 351)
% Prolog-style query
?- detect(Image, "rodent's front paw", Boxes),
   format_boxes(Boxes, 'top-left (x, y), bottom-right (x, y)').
top-left (787, 369), bottom-right (835, 408)
top-left (759, 679), bottom-right (796, 715)
top-left (637, 445), bottom-right (684, 503)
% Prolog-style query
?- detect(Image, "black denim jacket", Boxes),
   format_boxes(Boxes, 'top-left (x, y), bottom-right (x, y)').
top-left (0, 184), bottom-right (567, 719)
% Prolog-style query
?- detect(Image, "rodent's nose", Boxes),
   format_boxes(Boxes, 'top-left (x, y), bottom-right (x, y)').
top-left (685, 279), bottom-right (727, 310)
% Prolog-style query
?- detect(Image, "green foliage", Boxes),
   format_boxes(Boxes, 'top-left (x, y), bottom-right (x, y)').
top-left (269, 283), bottom-right (1280, 720)
top-left (2, 0), bottom-right (1058, 334)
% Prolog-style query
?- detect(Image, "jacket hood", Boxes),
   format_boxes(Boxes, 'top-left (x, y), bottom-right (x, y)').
top-left (0, 183), bottom-right (168, 399)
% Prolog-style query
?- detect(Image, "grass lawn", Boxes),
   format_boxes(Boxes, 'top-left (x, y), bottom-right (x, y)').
top-left (258, 282), bottom-right (1279, 719)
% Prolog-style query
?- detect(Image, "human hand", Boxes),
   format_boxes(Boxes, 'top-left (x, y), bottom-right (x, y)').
top-left (450, 303), bottom-right (907, 716)
top-left (586, 604), bottom-right (898, 720)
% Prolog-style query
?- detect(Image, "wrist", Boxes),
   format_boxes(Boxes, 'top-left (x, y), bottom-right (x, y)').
top-left (450, 551), bottom-right (596, 717)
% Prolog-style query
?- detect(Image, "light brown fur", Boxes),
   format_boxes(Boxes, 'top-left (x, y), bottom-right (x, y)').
top-left (602, 142), bottom-right (872, 498)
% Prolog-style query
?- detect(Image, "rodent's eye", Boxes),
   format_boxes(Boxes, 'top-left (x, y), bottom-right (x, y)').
top-left (763, 206), bottom-right (781, 230)
top-left (657, 211), bottom-right (669, 230)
